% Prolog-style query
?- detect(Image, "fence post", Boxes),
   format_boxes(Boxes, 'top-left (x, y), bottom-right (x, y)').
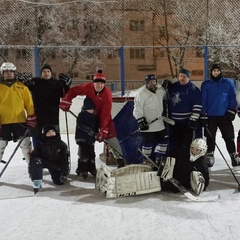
top-left (203, 45), bottom-right (208, 81)
top-left (120, 46), bottom-right (125, 96)
top-left (34, 46), bottom-right (40, 77)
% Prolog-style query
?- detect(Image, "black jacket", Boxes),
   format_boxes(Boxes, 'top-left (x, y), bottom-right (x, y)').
top-left (30, 134), bottom-right (69, 176)
top-left (28, 77), bottom-right (69, 125)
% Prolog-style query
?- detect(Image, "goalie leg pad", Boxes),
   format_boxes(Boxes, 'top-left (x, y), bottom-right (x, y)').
top-left (96, 165), bottom-right (112, 193)
top-left (158, 157), bottom-right (176, 181)
top-left (190, 171), bottom-right (205, 196)
top-left (105, 171), bottom-right (161, 198)
top-left (111, 164), bottom-right (152, 177)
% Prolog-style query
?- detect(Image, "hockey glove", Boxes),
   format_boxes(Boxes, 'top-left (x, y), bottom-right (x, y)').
top-left (59, 73), bottom-right (72, 87)
top-left (97, 127), bottom-right (108, 142)
top-left (200, 114), bottom-right (208, 127)
top-left (224, 109), bottom-right (236, 122)
top-left (26, 114), bottom-right (37, 128)
top-left (161, 79), bottom-right (172, 90)
top-left (188, 113), bottom-right (199, 130)
top-left (59, 99), bottom-right (72, 111)
top-left (18, 74), bottom-right (34, 87)
top-left (60, 174), bottom-right (68, 184)
top-left (137, 117), bottom-right (149, 131)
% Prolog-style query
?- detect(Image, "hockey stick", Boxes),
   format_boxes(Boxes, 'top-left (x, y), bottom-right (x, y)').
top-left (138, 148), bottom-right (220, 201)
top-left (206, 127), bottom-right (240, 191)
top-left (0, 129), bottom-right (29, 178)
top-left (119, 115), bottom-right (175, 144)
top-left (65, 111), bottom-right (71, 172)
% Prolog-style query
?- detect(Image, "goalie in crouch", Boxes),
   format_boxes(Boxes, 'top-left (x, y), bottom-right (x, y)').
top-left (96, 138), bottom-right (209, 198)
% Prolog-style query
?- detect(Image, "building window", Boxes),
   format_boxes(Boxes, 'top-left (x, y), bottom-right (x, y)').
top-left (196, 47), bottom-right (203, 58)
top-left (159, 26), bottom-right (165, 37)
top-left (16, 49), bottom-right (30, 59)
top-left (129, 20), bottom-right (144, 31)
top-left (107, 49), bottom-right (120, 59)
top-left (130, 48), bottom-right (145, 59)
top-left (70, 72), bottom-right (79, 78)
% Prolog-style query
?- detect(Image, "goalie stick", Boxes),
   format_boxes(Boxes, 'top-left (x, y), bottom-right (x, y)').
top-left (138, 148), bottom-right (220, 202)
top-left (119, 115), bottom-right (175, 144)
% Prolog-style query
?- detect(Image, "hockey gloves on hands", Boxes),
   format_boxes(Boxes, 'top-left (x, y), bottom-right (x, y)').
top-left (97, 127), bottom-right (108, 142)
top-left (200, 114), bottom-right (208, 127)
top-left (59, 73), bottom-right (72, 87)
top-left (225, 109), bottom-right (236, 121)
top-left (137, 117), bottom-right (149, 131)
top-left (26, 114), bottom-right (37, 128)
top-left (161, 79), bottom-right (172, 90)
top-left (18, 74), bottom-right (34, 87)
top-left (188, 114), bottom-right (200, 130)
top-left (59, 99), bottom-right (72, 111)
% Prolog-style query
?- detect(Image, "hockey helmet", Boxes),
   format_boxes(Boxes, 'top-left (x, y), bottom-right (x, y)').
top-left (144, 74), bottom-right (157, 84)
top-left (0, 62), bottom-right (16, 74)
top-left (190, 138), bottom-right (208, 162)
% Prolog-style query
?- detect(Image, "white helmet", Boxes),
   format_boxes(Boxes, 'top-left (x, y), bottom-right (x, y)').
top-left (0, 62), bottom-right (16, 74)
top-left (190, 138), bottom-right (208, 162)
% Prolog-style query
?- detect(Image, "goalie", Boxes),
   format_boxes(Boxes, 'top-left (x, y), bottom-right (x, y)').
top-left (96, 138), bottom-right (210, 198)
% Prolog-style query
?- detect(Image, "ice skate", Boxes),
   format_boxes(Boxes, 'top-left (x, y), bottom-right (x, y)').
top-left (82, 171), bottom-right (88, 180)
top-left (33, 180), bottom-right (42, 194)
top-left (230, 153), bottom-right (240, 167)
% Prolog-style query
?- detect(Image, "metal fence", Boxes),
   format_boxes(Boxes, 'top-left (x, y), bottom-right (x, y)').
top-left (0, 0), bottom-right (240, 94)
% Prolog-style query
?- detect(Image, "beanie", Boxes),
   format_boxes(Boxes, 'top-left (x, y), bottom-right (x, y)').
top-left (41, 64), bottom-right (52, 73)
top-left (179, 68), bottom-right (190, 78)
top-left (82, 97), bottom-right (95, 111)
top-left (93, 69), bottom-right (106, 83)
top-left (42, 124), bottom-right (58, 135)
top-left (210, 63), bottom-right (221, 72)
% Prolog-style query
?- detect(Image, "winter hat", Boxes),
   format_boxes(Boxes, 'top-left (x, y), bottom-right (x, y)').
top-left (82, 97), bottom-right (95, 111)
top-left (93, 69), bottom-right (106, 83)
top-left (41, 64), bottom-right (52, 73)
top-left (210, 63), bottom-right (221, 72)
top-left (179, 68), bottom-right (190, 78)
top-left (42, 124), bottom-right (58, 135)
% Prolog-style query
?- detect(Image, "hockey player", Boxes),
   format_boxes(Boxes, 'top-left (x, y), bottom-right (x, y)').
top-left (19, 64), bottom-right (72, 147)
top-left (29, 124), bottom-right (70, 193)
top-left (0, 62), bottom-right (36, 164)
top-left (133, 74), bottom-right (168, 166)
top-left (75, 97), bottom-right (99, 179)
top-left (201, 63), bottom-right (239, 167)
top-left (59, 70), bottom-right (125, 168)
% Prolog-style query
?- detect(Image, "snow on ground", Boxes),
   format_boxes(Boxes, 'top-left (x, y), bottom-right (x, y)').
top-left (1, 98), bottom-right (240, 240)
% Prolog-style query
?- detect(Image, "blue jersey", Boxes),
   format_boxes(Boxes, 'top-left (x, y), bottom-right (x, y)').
top-left (169, 81), bottom-right (202, 122)
top-left (201, 78), bottom-right (237, 116)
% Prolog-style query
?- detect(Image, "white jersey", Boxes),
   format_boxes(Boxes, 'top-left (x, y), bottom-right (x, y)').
top-left (133, 85), bottom-right (166, 132)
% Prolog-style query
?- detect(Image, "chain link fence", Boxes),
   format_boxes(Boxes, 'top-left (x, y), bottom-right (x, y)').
top-left (0, 0), bottom-right (240, 92)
